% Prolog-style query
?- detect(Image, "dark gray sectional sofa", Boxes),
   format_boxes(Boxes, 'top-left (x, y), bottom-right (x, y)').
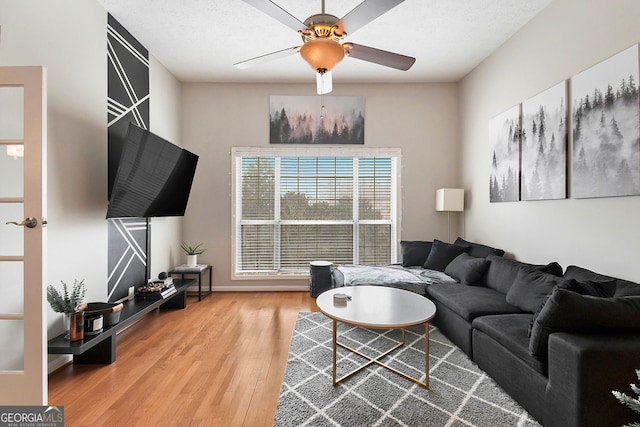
top-left (420, 238), bottom-right (640, 426)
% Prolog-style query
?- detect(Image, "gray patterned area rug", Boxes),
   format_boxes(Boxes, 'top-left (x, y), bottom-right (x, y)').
top-left (274, 312), bottom-right (541, 427)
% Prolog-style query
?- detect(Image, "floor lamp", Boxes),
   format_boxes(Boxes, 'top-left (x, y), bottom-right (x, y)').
top-left (436, 188), bottom-right (465, 243)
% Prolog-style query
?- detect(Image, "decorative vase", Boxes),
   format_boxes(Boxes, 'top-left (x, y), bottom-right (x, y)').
top-left (62, 313), bottom-right (71, 339)
top-left (69, 311), bottom-right (84, 342)
top-left (187, 254), bottom-right (197, 267)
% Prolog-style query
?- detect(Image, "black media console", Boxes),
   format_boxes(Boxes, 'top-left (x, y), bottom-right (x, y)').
top-left (47, 279), bottom-right (194, 364)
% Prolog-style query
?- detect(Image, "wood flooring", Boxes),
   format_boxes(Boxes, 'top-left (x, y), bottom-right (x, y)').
top-left (48, 291), bottom-right (319, 427)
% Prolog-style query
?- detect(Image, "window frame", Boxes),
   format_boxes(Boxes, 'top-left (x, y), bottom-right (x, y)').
top-left (231, 146), bottom-right (402, 280)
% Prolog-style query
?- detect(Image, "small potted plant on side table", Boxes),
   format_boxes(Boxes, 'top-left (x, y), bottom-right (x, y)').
top-left (181, 242), bottom-right (206, 267)
top-left (47, 279), bottom-right (86, 340)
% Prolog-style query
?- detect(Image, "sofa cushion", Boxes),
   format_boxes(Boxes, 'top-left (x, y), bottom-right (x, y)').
top-left (427, 283), bottom-right (521, 322)
top-left (506, 269), bottom-right (561, 313)
top-left (527, 277), bottom-right (617, 336)
top-left (483, 254), bottom-right (563, 295)
top-left (563, 265), bottom-right (640, 297)
top-left (423, 239), bottom-right (468, 272)
top-left (444, 253), bottom-right (491, 286)
top-left (453, 237), bottom-right (506, 258)
top-left (529, 290), bottom-right (640, 359)
top-left (473, 314), bottom-right (546, 375)
top-left (400, 240), bottom-right (433, 267)
top-left (560, 277), bottom-right (617, 297)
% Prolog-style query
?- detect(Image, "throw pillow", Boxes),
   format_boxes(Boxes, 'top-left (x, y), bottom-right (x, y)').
top-left (529, 290), bottom-right (640, 359)
top-left (444, 253), bottom-right (491, 286)
top-left (400, 241), bottom-right (433, 267)
top-left (423, 240), bottom-right (469, 272)
top-left (527, 277), bottom-right (617, 336)
top-left (483, 254), bottom-right (563, 295)
top-left (453, 237), bottom-right (506, 258)
top-left (539, 261), bottom-right (563, 277)
top-left (506, 268), bottom-right (560, 313)
top-left (561, 277), bottom-right (617, 298)
top-left (563, 265), bottom-right (640, 297)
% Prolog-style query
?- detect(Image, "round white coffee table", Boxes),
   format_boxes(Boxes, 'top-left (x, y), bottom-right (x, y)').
top-left (316, 285), bottom-right (436, 388)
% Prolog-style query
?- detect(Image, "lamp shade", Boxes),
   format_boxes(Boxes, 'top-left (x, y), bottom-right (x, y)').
top-left (436, 188), bottom-right (464, 212)
top-left (299, 38), bottom-right (345, 72)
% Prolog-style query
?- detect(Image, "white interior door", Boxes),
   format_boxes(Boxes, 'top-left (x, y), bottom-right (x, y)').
top-left (0, 66), bottom-right (47, 404)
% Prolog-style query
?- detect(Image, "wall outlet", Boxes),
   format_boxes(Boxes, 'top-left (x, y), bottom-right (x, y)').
top-left (128, 286), bottom-right (135, 300)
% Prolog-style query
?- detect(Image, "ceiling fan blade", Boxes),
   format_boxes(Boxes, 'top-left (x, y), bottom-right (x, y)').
top-left (316, 71), bottom-right (333, 95)
top-left (242, 0), bottom-right (307, 32)
top-left (234, 47), bottom-right (299, 69)
top-left (345, 43), bottom-right (415, 71)
top-left (335, 0), bottom-right (405, 35)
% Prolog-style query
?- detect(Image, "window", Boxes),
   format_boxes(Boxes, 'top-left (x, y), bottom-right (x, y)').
top-left (232, 147), bottom-right (400, 278)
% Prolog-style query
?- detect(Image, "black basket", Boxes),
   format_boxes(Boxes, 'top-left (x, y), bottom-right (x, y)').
top-left (309, 262), bottom-right (333, 298)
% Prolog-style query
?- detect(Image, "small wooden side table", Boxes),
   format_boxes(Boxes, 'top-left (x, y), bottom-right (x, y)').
top-left (169, 265), bottom-right (212, 301)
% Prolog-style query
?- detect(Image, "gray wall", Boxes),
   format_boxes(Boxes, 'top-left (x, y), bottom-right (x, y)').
top-left (180, 82), bottom-right (461, 289)
top-left (460, 0), bottom-right (640, 282)
top-left (0, 0), bottom-right (183, 371)
top-left (148, 56), bottom-right (184, 279)
top-left (0, 0), bottom-right (109, 318)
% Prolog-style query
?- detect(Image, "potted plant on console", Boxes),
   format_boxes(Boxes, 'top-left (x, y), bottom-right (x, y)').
top-left (47, 279), bottom-right (86, 340)
top-left (181, 242), bottom-right (206, 267)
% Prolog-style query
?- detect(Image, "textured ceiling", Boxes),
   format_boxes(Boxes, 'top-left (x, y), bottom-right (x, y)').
top-left (98, 0), bottom-right (553, 84)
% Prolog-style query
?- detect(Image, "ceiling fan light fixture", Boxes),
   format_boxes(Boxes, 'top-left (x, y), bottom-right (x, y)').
top-left (299, 38), bottom-right (345, 72)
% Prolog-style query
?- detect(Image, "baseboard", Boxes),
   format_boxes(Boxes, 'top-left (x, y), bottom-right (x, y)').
top-left (48, 354), bottom-right (72, 374)
top-left (210, 285), bottom-right (309, 292)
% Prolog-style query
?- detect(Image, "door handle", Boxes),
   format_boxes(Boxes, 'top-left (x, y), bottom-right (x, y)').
top-left (6, 217), bottom-right (38, 228)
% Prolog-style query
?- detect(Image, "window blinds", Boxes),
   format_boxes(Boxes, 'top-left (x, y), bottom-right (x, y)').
top-left (233, 147), bottom-right (400, 277)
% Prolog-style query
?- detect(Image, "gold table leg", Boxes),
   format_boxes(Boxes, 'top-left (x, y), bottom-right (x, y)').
top-left (331, 321), bottom-right (430, 388)
top-left (425, 322), bottom-right (429, 389)
top-left (332, 319), bottom-right (337, 385)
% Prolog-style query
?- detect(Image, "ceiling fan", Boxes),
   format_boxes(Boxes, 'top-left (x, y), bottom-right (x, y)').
top-left (234, 0), bottom-right (416, 94)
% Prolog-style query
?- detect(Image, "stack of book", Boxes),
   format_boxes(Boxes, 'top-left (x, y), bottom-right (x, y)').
top-left (136, 279), bottom-right (176, 300)
top-left (160, 284), bottom-right (176, 298)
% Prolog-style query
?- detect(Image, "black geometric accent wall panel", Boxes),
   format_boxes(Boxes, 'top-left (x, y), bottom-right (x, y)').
top-left (107, 14), bottom-right (150, 302)
top-left (107, 218), bottom-right (148, 301)
top-left (107, 13), bottom-right (149, 196)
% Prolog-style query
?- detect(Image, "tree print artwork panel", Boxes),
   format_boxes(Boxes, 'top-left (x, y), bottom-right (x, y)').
top-left (489, 105), bottom-right (521, 202)
top-left (521, 81), bottom-right (567, 201)
top-left (571, 44), bottom-right (640, 198)
top-left (270, 96), bottom-right (365, 144)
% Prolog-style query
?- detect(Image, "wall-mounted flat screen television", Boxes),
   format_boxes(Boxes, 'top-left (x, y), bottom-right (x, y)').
top-left (106, 123), bottom-right (199, 219)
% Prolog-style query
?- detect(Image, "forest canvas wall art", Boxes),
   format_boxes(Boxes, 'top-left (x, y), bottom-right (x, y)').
top-left (489, 105), bottom-right (521, 202)
top-left (571, 44), bottom-right (640, 198)
top-left (270, 96), bottom-right (365, 144)
top-left (521, 81), bottom-right (567, 201)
